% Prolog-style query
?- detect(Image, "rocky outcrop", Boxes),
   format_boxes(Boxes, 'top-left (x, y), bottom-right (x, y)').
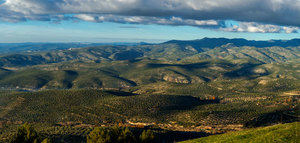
top-left (162, 74), bottom-right (190, 83)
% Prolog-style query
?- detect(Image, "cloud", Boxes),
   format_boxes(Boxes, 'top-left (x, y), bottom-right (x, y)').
top-left (223, 22), bottom-right (299, 33)
top-left (282, 27), bottom-right (299, 34)
top-left (73, 14), bottom-right (298, 33)
top-left (0, 0), bottom-right (299, 32)
top-left (74, 14), bottom-right (96, 22)
top-left (74, 14), bottom-right (223, 28)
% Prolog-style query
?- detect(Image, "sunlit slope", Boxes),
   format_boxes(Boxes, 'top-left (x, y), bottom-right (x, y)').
top-left (180, 122), bottom-right (299, 143)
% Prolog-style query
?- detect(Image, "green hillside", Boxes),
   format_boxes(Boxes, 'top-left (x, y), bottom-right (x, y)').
top-left (0, 88), bottom-right (298, 128)
top-left (180, 122), bottom-right (299, 143)
top-left (0, 59), bottom-right (298, 92)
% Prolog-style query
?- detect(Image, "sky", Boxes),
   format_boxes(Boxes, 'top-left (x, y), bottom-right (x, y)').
top-left (0, 0), bottom-right (299, 43)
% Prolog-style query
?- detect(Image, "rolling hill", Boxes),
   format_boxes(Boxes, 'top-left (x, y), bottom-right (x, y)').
top-left (0, 59), bottom-right (298, 91)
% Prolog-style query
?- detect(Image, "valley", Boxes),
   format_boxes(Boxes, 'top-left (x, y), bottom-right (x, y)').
top-left (0, 38), bottom-right (299, 143)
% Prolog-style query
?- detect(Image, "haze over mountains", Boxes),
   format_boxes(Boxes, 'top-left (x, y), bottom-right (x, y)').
top-left (0, 42), bottom-right (149, 55)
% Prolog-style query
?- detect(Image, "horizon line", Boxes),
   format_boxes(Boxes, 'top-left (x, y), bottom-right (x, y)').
top-left (0, 37), bottom-right (299, 44)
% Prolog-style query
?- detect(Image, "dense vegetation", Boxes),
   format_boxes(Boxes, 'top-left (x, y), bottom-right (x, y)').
top-left (0, 89), bottom-right (297, 125)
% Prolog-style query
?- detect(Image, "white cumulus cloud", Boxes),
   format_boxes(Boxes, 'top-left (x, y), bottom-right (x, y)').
top-left (222, 22), bottom-right (299, 33)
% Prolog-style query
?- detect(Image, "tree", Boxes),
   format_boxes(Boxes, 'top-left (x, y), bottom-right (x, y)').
top-left (87, 127), bottom-right (137, 143)
top-left (87, 127), bottom-right (117, 143)
top-left (41, 138), bottom-right (51, 143)
top-left (10, 123), bottom-right (40, 143)
top-left (139, 130), bottom-right (155, 143)
top-left (118, 127), bottom-right (136, 143)
top-left (87, 126), bottom-right (155, 143)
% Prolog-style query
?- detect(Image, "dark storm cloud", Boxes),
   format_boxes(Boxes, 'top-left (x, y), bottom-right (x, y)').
top-left (0, 0), bottom-right (299, 33)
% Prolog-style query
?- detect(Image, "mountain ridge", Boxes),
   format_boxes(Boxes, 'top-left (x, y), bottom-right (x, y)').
top-left (164, 38), bottom-right (300, 49)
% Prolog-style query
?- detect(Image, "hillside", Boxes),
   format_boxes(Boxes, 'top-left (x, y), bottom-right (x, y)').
top-left (180, 122), bottom-right (299, 143)
top-left (0, 88), bottom-right (298, 142)
top-left (0, 60), bottom-right (298, 91)
top-left (0, 89), bottom-right (298, 131)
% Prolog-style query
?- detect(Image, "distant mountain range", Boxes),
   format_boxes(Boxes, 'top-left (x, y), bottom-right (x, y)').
top-left (0, 38), bottom-right (299, 67)
top-left (165, 38), bottom-right (300, 49)
top-left (0, 38), bottom-right (299, 90)
top-left (0, 42), bottom-right (149, 55)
